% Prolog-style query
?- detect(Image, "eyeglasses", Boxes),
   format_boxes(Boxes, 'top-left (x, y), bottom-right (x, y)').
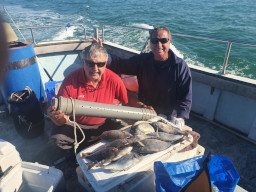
top-left (84, 60), bottom-right (106, 68)
top-left (151, 38), bottom-right (170, 44)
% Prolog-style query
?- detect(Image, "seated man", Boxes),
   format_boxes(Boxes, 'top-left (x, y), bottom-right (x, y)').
top-left (47, 44), bottom-right (128, 152)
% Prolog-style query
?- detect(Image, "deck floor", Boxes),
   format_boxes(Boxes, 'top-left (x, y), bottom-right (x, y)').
top-left (0, 112), bottom-right (255, 192)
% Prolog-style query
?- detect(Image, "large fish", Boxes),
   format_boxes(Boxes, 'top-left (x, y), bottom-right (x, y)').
top-left (130, 121), bottom-right (155, 135)
top-left (92, 139), bottom-right (135, 154)
top-left (89, 130), bottom-right (133, 142)
top-left (147, 132), bottom-right (184, 142)
top-left (151, 121), bottom-right (182, 135)
top-left (103, 152), bottom-right (143, 172)
top-left (135, 132), bottom-right (184, 143)
top-left (133, 139), bottom-right (172, 154)
top-left (82, 147), bottom-right (119, 170)
top-left (112, 146), bottom-right (133, 161)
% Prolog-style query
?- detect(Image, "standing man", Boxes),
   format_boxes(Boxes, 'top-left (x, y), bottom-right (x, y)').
top-left (47, 44), bottom-right (128, 152)
top-left (95, 26), bottom-right (192, 128)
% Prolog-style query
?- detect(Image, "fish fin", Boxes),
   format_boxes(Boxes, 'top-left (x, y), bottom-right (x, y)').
top-left (86, 162), bottom-right (96, 170)
top-left (136, 140), bottom-right (145, 147)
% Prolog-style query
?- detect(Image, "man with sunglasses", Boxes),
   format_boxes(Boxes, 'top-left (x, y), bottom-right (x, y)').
top-left (95, 26), bottom-right (192, 129)
top-left (47, 44), bottom-right (128, 151)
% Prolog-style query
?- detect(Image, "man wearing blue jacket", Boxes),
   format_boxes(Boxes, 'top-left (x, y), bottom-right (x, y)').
top-left (95, 26), bottom-right (192, 128)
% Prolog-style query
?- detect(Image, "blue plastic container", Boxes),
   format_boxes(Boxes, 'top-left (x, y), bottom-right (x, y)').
top-left (1, 42), bottom-right (46, 107)
top-left (45, 81), bottom-right (62, 105)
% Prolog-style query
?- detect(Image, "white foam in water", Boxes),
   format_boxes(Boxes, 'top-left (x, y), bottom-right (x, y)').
top-left (170, 43), bottom-right (184, 59)
top-left (53, 26), bottom-right (78, 40)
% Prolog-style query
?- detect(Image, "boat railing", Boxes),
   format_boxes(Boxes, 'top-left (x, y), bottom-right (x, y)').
top-left (102, 24), bottom-right (256, 75)
top-left (13, 24), bottom-right (87, 45)
top-left (12, 24), bottom-right (256, 76)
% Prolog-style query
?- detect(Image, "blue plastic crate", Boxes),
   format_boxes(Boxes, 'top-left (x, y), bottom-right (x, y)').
top-left (45, 81), bottom-right (62, 105)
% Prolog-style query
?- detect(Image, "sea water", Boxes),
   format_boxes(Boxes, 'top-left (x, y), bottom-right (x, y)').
top-left (1, 0), bottom-right (255, 79)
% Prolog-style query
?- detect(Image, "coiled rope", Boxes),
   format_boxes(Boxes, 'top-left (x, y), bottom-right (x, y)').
top-left (9, 86), bottom-right (32, 101)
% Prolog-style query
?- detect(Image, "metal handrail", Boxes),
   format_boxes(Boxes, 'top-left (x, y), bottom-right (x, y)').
top-left (102, 24), bottom-right (256, 75)
top-left (13, 24), bottom-right (87, 44)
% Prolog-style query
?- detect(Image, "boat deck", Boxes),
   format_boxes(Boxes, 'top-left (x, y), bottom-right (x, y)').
top-left (0, 110), bottom-right (255, 192)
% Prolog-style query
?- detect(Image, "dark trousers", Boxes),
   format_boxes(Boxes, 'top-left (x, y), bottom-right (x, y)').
top-left (50, 119), bottom-right (125, 153)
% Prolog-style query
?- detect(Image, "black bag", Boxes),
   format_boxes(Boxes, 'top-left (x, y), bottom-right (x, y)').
top-left (8, 87), bottom-right (45, 139)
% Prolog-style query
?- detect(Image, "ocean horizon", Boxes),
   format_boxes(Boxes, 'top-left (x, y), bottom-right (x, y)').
top-left (1, 0), bottom-right (256, 79)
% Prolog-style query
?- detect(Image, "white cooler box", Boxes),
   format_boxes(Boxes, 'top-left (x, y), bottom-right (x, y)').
top-left (0, 139), bottom-right (65, 192)
top-left (76, 132), bottom-right (205, 192)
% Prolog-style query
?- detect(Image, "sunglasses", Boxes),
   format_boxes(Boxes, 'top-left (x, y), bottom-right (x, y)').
top-left (84, 60), bottom-right (106, 68)
top-left (151, 38), bottom-right (170, 44)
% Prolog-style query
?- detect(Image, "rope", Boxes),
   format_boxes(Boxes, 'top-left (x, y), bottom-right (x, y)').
top-left (3, 6), bottom-right (27, 41)
top-left (9, 86), bottom-right (32, 102)
top-left (68, 97), bottom-right (85, 154)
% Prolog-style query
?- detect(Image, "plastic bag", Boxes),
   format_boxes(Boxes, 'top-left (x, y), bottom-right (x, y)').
top-left (154, 154), bottom-right (239, 192)
top-left (8, 87), bottom-right (45, 139)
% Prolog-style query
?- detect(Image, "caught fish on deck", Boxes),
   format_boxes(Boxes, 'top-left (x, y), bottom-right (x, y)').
top-left (89, 130), bottom-right (133, 142)
top-left (92, 139), bottom-right (135, 154)
top-left (112, 146), bottom-right (133, 161)
top-left (82, 147), bottom-right (119, 170)
top-left (146, 132), bottom-right (184, 142)
top-left (135, 132), bottom-right (184, 143)
top-left (133, 139), bottom-right (173, 154)
top-left (103, 152), bottom-right (143, 172)
top-left (130, 121), bottom-right (155, 135)
top-left (151, 121), bottom-right (182, 134)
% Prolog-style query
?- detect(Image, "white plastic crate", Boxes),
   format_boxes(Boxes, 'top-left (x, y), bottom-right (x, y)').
top-left (76, 144), bottom-right (205, 192)
top-left (0, 139), bottom-right (65, 192)
top-left (76, 132), bottom-right (197, 192)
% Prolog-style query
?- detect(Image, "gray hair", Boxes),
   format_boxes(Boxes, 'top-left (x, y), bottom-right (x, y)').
top-left (149, 26), bottom-right (171, 40)
top-left (81, 43), bottom-right (108, 61)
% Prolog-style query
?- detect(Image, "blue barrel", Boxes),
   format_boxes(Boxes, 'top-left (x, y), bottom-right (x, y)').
top-left (1, 42), bottom-right (45, 107)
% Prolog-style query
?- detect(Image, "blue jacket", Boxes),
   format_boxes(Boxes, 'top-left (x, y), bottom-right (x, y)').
top-left (108, 50), bottom-right (192, 119)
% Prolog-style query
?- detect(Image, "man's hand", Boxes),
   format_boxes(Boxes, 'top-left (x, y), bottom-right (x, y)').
top-left (139, 103), bottom-right (157, 116)
top-left (47, 98), bottom-right (69, 126)
top-left (92, 37), bottom-right (103, 46)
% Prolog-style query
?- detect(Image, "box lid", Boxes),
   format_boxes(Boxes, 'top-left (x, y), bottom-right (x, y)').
top-left (0, 139), bottom-right (21, 173)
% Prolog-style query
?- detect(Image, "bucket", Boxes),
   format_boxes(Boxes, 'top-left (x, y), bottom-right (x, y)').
top-left (8, 87), bottom-right (44, 139)
top-left (0, 41), bottom-right (46, 108)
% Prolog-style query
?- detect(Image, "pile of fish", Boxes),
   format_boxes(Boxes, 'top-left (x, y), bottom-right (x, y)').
top-left (82, 118), bottom-right (190, 172)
